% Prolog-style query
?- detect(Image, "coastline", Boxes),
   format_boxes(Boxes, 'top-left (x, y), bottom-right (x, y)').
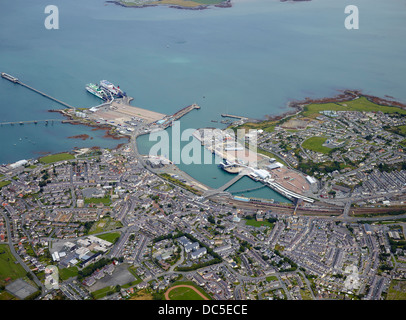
top-left (67, 134), bottom-right (91, 141)
top-left (47, 88), bottom-right (406, 162)
top-left (2, 89), bottom-right (405, 214)
top-left (106, 0), bottom-right (232, 10)
top-left (49, 109), bottom-right (131, 143)
top-left (106, 0), bottom-right (309, 10)
top-left (262, 90), bottom-right (406, 123)
top-left (3, 89), bottom-right (405, 180)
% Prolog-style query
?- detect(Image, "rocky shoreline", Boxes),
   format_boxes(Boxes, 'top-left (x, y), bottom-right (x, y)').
top-left (263, 90), bottom-right (406, 122)
top-left (280, 0), bottom-right (311, 2)
top-left (106, 0), bottom-right (231, 10)
top-left (48, 109), bottom-right (130, 143)
top-left (67, 134), bottom-right (91, 141)
top-left (106, 0), bottom-right (304, 10)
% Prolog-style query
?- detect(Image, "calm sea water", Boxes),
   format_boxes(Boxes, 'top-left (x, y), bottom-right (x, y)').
top-left (1, 0), bottom-right (405, 196)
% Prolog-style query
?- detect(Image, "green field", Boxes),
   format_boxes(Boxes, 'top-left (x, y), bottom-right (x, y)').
top-left (0, 291), bottom-right (15, 300)
top-left (91, 286), bottom-right (116, 300)
top-left (59, 266), bottom-right (79, 281)
top-left (0, 181), bottom-right (11, 189)
top-left (39, 153), bottom-right (75, 164)
top-left (399, 126), bottom-right (406, 136)
top-left (234, 96), bottom-right (406, 140)
top-left (302, 136), bottom-right (331, 154)
top-left (302, 96), bottom-right (406, 118)
top-left (386, 125), bottom-right (406, 138)
top-left (159, 173), bottom-right (202, 195)
top-left (96, 232), bottom-right (121, 244)
top-left (236, 120), bottom-right (278, 133)
top-left (255, 147), bottom-right (288, 167)
top-left (84, 196), bottom-right (112, 206)
top-left (387, 280), bottom-right (406, 300)
top-left (88, 217), bottom-right (122, 235)
top-left (244, 219), bottom-right (274, 228)
top-left (0, 245), bottom-right (27, 286)
top-left (123, 266), bottom-right (143, 288)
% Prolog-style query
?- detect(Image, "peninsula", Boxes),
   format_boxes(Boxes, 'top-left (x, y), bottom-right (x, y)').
top-left (108, 0), bottom-right (232, 10)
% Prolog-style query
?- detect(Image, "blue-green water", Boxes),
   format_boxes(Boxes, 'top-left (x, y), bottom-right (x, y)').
top-left (225, 176), bottom-right (292, 203)
top-left (1, 0), bottom-right (405, 198)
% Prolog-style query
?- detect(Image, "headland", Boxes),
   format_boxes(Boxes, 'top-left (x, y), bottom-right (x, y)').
top-left (107, 0), bottom-right (232, 10)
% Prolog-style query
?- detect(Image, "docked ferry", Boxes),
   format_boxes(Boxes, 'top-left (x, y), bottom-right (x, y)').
top-left (85, 83), bottom-right (108, 100)
top-left (99, 80), bottom-right (126, 97)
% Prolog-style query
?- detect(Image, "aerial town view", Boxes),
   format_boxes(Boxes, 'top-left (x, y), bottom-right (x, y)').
top-left (0, 0), bottom-right (405, 315)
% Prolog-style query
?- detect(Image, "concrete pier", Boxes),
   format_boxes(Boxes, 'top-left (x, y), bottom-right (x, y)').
top-left (0, 119), bottom-right (63, 126)
top-left (1, 72), bottom-right (76, 109)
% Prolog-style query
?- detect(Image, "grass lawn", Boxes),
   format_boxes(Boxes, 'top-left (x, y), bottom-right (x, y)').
top-left (122, 266), bottom-right (143, 288)
top-left (386, 125), bottom-right (406, 137)
top-left (300, 288), bottom-right (313, 300)
top-left (0, 291), bottom-right (16, 300)
top-left (159, 173), bottom-right (202, 195)
top-left (91, 286), bottom-right (116, 300)
top-left (84, 196), bottom-right (111, 206)
top-left (397, 126), bottom-right (406, 135)
top-left (0, 181), bottom-right (11, 189)
top-left (266, 276), bottom-right (278, 282)
top-left (39, 153), bottom-right (75, 164)
top-left (129, 289), bottom-right (154, 300)
top-left (397, 126), bottom-right (406, 137)
top-left (302, 96), bottom-right (406, 118)
top-left (387, 280), bottom-right (406, 300)
top-left (255, 147), bottom-right (288, 167)
top-left (88, 217), bottom-right (122, 234)
top-left (245, 219), bottom-right (274, 228)
top-left (24, 165), bottom-right (37, 172)
top-left (302, 136), bottom-right (331, 154)
top-left (96, 232), bottom-right (121, 244)
top-left (59, 266), bottom-right (78, 281)
top-left (236, 120), bottom-right (278, 133)
top-left (0, 244), bottom-right (27, 286)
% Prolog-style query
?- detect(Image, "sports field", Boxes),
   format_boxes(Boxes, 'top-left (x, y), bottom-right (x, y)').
top-left (302, 136), bottom-right (330, 154)
top-left (165, 282), bottom-right (210, 300)
top-left (245, 219), bottom-right (273, 228)
top-left (39, 152), bottom-right (75, 164)
top-left (0, 244), bottom-right (27, 286)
